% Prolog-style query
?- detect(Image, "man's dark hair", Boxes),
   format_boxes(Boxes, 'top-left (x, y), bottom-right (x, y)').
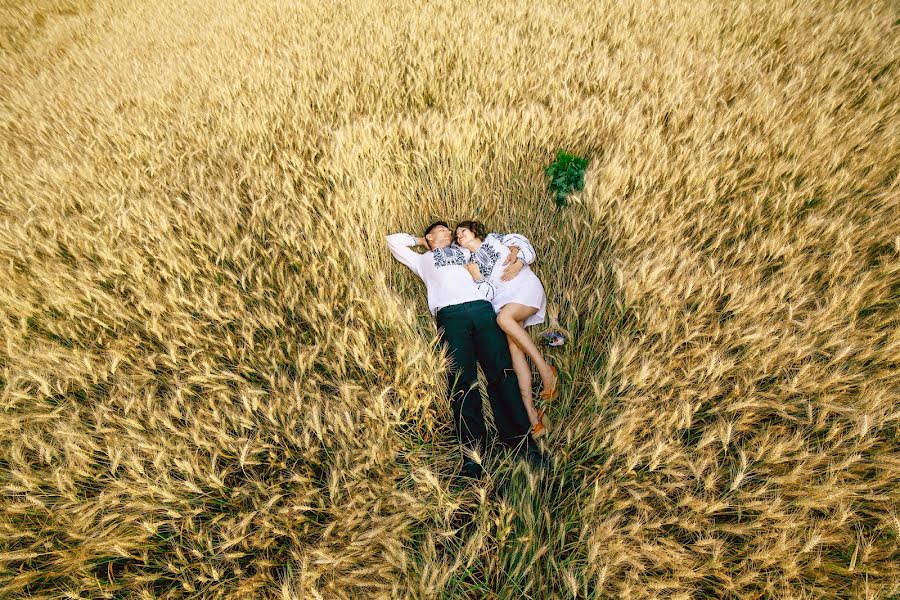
top-left (454, 220), bottom-right (487, 243)
top-left (423, 221), bottom-right (449, 249)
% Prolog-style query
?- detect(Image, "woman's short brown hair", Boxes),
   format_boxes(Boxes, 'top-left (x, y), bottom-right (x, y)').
top-left (454, 220), bottom-right (487, 243)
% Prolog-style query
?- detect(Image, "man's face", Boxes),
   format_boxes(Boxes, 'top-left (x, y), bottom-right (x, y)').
top-left (426, 225), bottom-right (452, 249)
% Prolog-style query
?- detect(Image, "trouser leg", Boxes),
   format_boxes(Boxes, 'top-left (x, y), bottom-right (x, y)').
top-left (436, 310), bottom-right (487, 452)
top-left (470, 302), bottom-right (532, 447)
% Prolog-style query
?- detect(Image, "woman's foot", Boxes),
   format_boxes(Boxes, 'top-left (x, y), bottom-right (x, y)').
top-left (539, 407), bottom-right (550, 430)
top-left (531, 408), bottom-right (550, 437)
top-left (539, 365), bottom-right (559, 401)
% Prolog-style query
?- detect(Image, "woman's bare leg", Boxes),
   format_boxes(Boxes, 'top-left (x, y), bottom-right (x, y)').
top-left (496, 303), bottom-right (557, 390)
top-left (507, 330), bottom-right (537, 425)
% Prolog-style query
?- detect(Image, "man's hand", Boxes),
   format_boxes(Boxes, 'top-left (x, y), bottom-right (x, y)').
top-left (503, 246), bottom-right (520, 265)
top-left (500, 257), bottom-right (524, 281)
top-left (417, 236), bottom-right (427, 247)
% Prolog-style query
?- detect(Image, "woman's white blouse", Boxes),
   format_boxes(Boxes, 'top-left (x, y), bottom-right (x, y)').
top-left (467, 232), bottom-right (547, 327)
top-left (467, 232), bottom-right (537, 300)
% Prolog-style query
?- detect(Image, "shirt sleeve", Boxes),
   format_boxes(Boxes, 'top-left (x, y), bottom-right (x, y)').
top-left (497, 232), bottom-right (536, 265)
top-left (385, 233), bottom-right (423, 277)
top-left (473, 275), bottom-right (496, 301)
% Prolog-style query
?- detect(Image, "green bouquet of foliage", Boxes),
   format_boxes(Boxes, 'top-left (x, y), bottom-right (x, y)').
top-left (545, 150), bottom-right (588, 208)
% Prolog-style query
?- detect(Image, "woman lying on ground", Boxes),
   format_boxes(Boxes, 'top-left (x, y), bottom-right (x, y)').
top-left (453, 220), bottom-right (559, 437)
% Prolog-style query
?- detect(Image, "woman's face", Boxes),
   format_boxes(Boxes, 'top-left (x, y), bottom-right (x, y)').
top-left (456, 226), bottom-right (476, 245)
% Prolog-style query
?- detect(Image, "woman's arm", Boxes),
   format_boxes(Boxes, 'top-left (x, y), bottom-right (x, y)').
top-left (465, 262), bottom-right (482, 280)
top-left (464, 256), bottom-right (495, 299)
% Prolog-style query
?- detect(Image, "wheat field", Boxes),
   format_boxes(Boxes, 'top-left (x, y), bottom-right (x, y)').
top-left (1, 0), bottom-right (898, 598)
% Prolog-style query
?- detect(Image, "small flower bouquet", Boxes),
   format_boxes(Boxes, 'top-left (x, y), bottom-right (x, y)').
top-left (540, 331), bottom-right (567, 347)
top-left (539, 303), bottom-right (570, 347)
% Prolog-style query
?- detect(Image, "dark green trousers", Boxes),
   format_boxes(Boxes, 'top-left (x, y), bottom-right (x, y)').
top-left (435, 300), bottom-right (532, 452)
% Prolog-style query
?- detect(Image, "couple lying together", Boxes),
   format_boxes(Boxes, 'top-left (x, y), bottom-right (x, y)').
top-left (386, 220), bottom-right (559, 479)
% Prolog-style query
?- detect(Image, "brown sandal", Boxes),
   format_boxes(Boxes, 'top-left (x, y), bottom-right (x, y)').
top-left (538, 365), bottom-right (559, 401)
top-left (531, 408), bottom-right (550, 437)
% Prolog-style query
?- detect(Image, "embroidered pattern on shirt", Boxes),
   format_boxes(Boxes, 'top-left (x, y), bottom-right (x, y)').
top-left (432, 246), bottom-right (467, 268)
top-left (469, 241), bottom-right (502, 279)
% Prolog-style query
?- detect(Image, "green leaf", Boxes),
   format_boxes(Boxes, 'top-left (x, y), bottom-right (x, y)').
top-left (545, 149), bottom-right (589, 209)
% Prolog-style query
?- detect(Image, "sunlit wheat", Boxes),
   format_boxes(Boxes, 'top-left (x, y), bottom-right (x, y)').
top-left (1, 0), bottom-right (898, 598)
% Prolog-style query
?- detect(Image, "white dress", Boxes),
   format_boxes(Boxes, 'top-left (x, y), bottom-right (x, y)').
top-left (466, 232), bottom-right (547, 328)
